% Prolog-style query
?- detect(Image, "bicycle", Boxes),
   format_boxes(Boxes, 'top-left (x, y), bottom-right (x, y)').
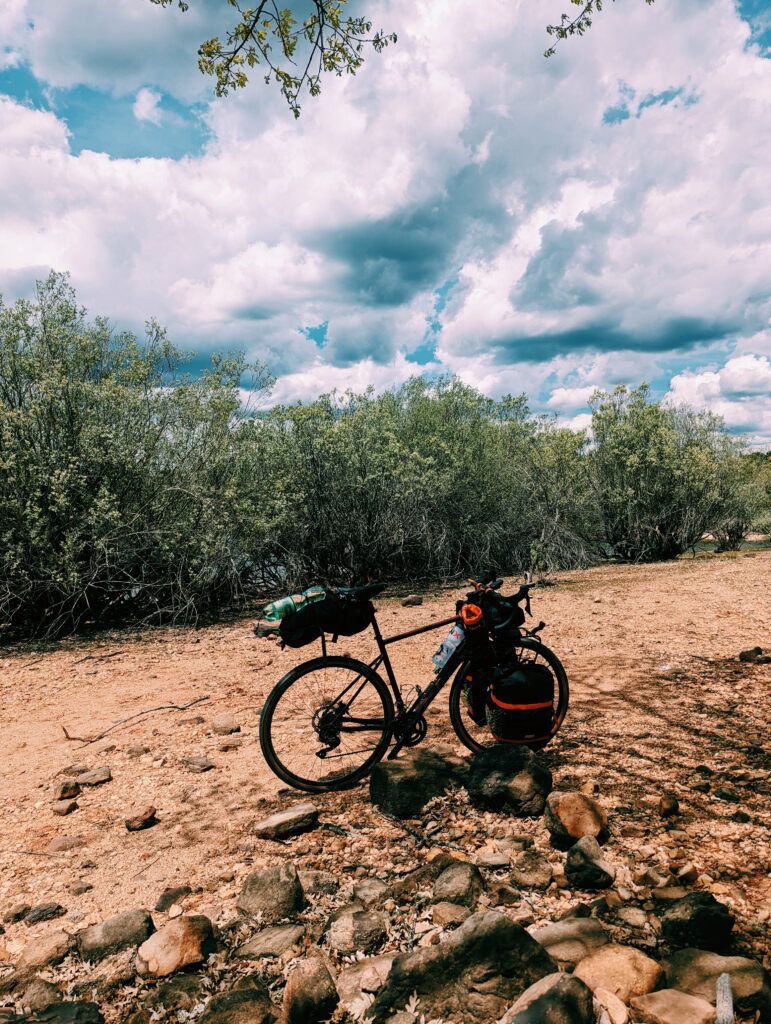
top-left (258, 575), bottom-right (569, 792)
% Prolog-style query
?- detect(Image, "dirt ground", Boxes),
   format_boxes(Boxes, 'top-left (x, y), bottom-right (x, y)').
top-left (1, 550), bottom-right (770, 992)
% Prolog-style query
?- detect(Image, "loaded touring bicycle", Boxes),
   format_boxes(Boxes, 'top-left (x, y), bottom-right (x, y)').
top-left (258, 574), bottom-right (569, 792)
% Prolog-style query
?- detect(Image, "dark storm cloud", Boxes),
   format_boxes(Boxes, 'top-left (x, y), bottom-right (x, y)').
top-left (514, 215), bottom-right (610, 311)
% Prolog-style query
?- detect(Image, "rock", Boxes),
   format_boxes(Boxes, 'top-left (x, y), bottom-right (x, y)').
top-left (77, 767), bottom-right (111, 786)
top-left (253, 803), bottom-right (319, 840)
top-left (731, 809), bottom-right (750, 823)
top-left (336, 954), bottom-right (395, 1011)
top-left (369, 911), bottom-right (555, 1024)
top-left (52, 800), bottom-right (78, 816)
top-left (653, 886), bottom-right (689, 903)
top-left (353, 878), bottom-right (389, 907)
top-left (616, 907), bottom-right (647, 928)
top-left (237, 863), bottom-right (305, 923)
top-left (155, 886), bottom-right (192, 913)
top-left (19, 977), bottom-right (62, 1011)
top-left (739, 646), bottom-right (763, 662)
top-left (45, 837), bottom-right (85, 853)
top-left (714, 787), bottom-right (740, 803)
top-left (211, 713), bottom-right (240, 736)
top-left (476, 850), bottom-right (511, 869)
top-left (127, 745), bottom-right (151, 758)
top-left (677, 862), bottom-right (699, 885)
top-left (664, 948), bottom-right (771, 1016)
top-left (432, 862), bottom-right (485, 908)
top-left (510, 850), bottom-right (553, 890)
top-left (283, 957), bottom-right (339, 1024)
top-left (124, 806), bottom-right (157, 832)
top-left (183, 756), bottom-right (215, 773)
top-left (299, 870), bottom-right (338, 896)
top-left (136, 915), bottom-right (216, 978)
top-left (660, 893), bottom-right (734, 953)
top-left (23, 904), bottom-right (66, 926)
top-left (498, 972), bottom-right (595, 1024)
top-left (431, 902), bottom-right (471, 928)
top-left (402, 595), bottom-right (423, 606)
top-left (529, 918), bottom-right (610, 969)
top-left (4, 902), bottom-right (31, 924)
top-left (16, 1003), bottom-right (104, 1023)
top-left (573, 944), bottom-right (663, 1003)
top-left (218, 735), bottom-right (243, 751)
top-left (391, 853), bottom-right (456, 900)
top-left (565, 837), bottom-right (615, 890)
top-left (234, 924), bottom-right (305, 958)
top-left (54, 781), bottom-right (81, 801)
top-left (488, 881), bottom-right (520, 906)
top-left (659, 794), bottom-right (680, 817)
top-left (594, 988), bottom-right (629, 1024)
top-left (197, 985), bottom-right (274, 1024)
top-left (629, 990), bottom-right (716, 1024)
top-left (369, 747), bottom-right (466, 818)
top-left (466, 746), bottom-right (553, 817)
top-left (17, 930), bottom-right (75, 972)
top-left (544, 792), bottom-right (610, 850)
top-left (78, 909), bottom-right (155, 961)
top-left (326, 907), bottom-right (388, 955)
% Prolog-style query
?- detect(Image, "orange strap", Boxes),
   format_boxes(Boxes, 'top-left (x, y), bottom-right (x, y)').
top-left (489, 696), bottom-right (553, 710)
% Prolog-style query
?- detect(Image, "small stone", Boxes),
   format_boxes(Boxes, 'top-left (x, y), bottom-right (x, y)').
top-left (55, 781), bottom-right (81, 801)
top-left (677, 862), bottom-right (699, 885)
top-left (78, 909), bottom-right (155, 960)
top-left (529, 918), bottom-right (610, 968)
top-left (661, 893), bottom-right (734, 953)
top-left (510, 849), bottom-right (553, 890)
top-left (565, 836), bottom-right (615, 890)
top-left (235, 924), bottom-right (305, 958)
top-left (545, 791), bottom-right (610, 850)
top-left (24, 903), bottom-right (66, 926)
top-left (77, 767), bottom-right (111, 786)
top-left (402, 594), bottom-right (423, 606)
top-left (630, 989), bottom-right (716, 1024)
top-left (616, 907), bottom-right (647, 928)
top-left (254, 802), bottom-right (319, 840)
top-left (594, 987), bottom-right (629, 1024)
top-left (283, 956), bottom-right (339, 1024)
top-left (499, 972), bottom-right (595, 1024)
top-left (218, 735), bottom-right (244, 751)
top-left (659, 794), bottom-right (680, 817)
top-left (52, 800), bottom-right (78, 816)
top-left (476, 850), bottom-right (511, 869)
top-left (432, 862), bottom-right (485, 908)
top-left (211, 713), bottom-right (240, 735)
top-left (3, 901), bottom-right (31, 924)
top-left (573, 944), bottom-right (663, 1003)
top-left (16, 1002), bottom-right (105, 1023)
top-left (738, 646), bottom-right (763, 662)
top-left (714, 787), bottom-right (741, 803)
top-left (19, 976), bottom-right (62, 1011)
top-left (431, 902), bottom-right (471, 928)
top-left (336, 954), bottom-right (395, 1011)
top-left (731, 809), bottom-right (750, 823)
top-left (70, 882), bottom-right (92, 896)
top-left (136, 915), bottom-right (216, 978)
top-left (46, 836), bottom-right (85, 853)
top-left (17, 930), bottom-right (75, 971)
top-left (580, 780), bottom-right (600, 797)
top-left (124, 805), bottom-right (157, 832)
top-left (488, 881), bottom-right (520, 906)
top-left (353, 878), bottom-right (389, 907)
top-left (326, 908), bottom-right (388, 955)
top-left (127, 744), bottom-right (151, 757)
top-left (653, 886), bottom-right (690, 902)
top-left (156, 886), bottom-right (193, 913)
top-left (237, 863), bottom-right (305, 922)
top-left (183, 755), bottom-right (215, 773)
top-left (197, 984), bottom-right (273, 1024)
top-left (298, 870), bottom-right (339, 896)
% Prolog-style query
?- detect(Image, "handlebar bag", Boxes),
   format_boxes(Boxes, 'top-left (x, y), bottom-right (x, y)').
top-left (279, 591), bottom-right (372, 648)
top-left (486, 661), bottom-right (554, 742)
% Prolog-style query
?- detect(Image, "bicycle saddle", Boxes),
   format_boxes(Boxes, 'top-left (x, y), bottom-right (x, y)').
top-left (337, 582), bottom-right (387, 601)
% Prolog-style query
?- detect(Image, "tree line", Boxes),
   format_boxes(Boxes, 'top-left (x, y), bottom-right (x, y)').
top-left (1, 274), bottom-right (768, 640)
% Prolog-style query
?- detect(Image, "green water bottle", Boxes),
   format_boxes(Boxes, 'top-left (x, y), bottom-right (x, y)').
top-left (262, 586), bottom-right (326, 622)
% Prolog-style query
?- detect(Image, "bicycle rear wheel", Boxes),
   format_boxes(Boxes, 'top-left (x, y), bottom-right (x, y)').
top-left (449, 638), bottom-right (569, 754)
top-left (259, 655), bottom-right (395, 792)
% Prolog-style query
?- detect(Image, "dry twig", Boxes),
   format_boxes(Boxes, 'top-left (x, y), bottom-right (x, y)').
top-left (61, 695), bottom-right (211, 746)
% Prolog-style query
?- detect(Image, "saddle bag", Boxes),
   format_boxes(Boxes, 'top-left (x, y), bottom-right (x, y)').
top-left (485, 661), bottom-right (554, 742)
top-left (279, 590), bottom-right (372, 648)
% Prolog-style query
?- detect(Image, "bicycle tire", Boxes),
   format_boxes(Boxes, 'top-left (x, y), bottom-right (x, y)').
top-left (448, 638), bottom-right (569, 754)
top-left (259, 655), bottom-right (395, 792)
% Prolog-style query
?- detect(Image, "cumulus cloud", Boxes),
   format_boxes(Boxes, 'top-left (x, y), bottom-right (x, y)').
top-left (132, 87), bottom-right (162, 125)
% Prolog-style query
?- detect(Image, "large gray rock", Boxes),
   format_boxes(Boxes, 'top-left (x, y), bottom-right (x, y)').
top-left (336, 954), bottom-right (395, 1012)
top-left (529, 918), bottom-right (610, 969)
top-left (660, 893), bottom-right (734, 953)
top-left (18, 977), bottom-right (62, 1011)
top-left (466, 747), bottom-right (552, 817)
top-left (136, 915), bottom-right (216, 978)
top-left (78, 909), bottom-right (155, 961)
top-left (432, 862), bottom-right (485, 908)
top-left (234, 924), bottom-right (304, 959)
top-left (565, 836), bottom-right (615, 890)
top-left (13, 1003), bottom-right (104, 1024)
top-left (283, 957), bottom-right (339, 1024)
top-left (629, 990), bottom-right (716, 1024)
top-left (353, 878), bottom-right (390, 907)
top-left (369, 747), bottom-right (466, 818)
top-left (254, 803), bottom-right (319, 840)
top-left (664, 948), bottom-right (771, 1016)
top-left (237, 863), bottom-right (305, 922)
top-left (77, 767), bottom-right (111, 787)
top-left (18, 931), bottom-right (75, 972)
top-left (573, 944), bottom-right (663, 1004)
top-left (544, 792), bottom-right (610, 850)
top-left (325, 907), bottom-right (388, 955)
top-left (498, 973), bottom-right (595, 1024)
top-left (368, 910), bottom-right (555, 1024)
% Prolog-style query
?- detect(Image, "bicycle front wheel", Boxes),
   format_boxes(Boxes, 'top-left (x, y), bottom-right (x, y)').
top-left (449, 638), bottom-right (569, 754)
top-left (259, 656), bottom-right (395, 792)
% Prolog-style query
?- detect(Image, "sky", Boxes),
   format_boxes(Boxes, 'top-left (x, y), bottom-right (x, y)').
top-left (1, 0), bottom-right (770, 445)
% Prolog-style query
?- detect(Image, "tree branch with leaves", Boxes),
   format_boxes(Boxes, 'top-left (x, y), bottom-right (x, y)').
top-left (544, 0), bottom-right (655, 58)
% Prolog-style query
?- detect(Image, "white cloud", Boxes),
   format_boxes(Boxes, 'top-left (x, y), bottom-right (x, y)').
top-left (132, 87), bottom-right (162, 125)
top-left (547, 386), bottom-right (598, 411)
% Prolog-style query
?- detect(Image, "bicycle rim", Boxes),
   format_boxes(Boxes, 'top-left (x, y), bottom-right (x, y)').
top-left (449, 639), bottom-right (570, 754)
top-left (259, 656), bottom-right (394, 792)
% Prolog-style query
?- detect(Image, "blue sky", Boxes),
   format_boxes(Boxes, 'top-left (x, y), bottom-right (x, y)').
top-left (1, 0), bottom-right (770, 443)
